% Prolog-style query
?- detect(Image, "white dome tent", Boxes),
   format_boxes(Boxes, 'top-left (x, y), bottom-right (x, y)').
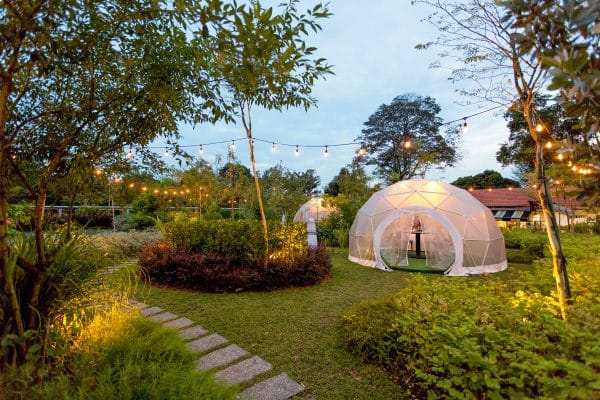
top-left (348, 179), bottom-right (507, 276)
top-left (293, 197), bottom-right (336, 223)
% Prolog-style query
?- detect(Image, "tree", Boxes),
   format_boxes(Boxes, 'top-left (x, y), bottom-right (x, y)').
top-left (416, 0), bottom-right (572, 317)
top-left (208, 0), bottom-right (333, 253)
top-left (497, 0), bottom-right (600, 205)
top-left (261, 165), bottom-right (320, 221)
top-left (452, 170), bottom-right (520, 189)
top-left (357, 94), bottom-right (461, 184)
top-left (324, 161), bottom-right (372, 198)
top-left (497, 95), bottom-right (583, 181)
top-left (0, 0), bottom-right (230, 363)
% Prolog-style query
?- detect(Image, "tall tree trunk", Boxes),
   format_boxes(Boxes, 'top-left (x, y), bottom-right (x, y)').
top-left (525, 106), bottom-right (571, 320)
top-left (240, 99), bottom-right (269, 259)
top-left (28, 190), bottom-right (48, 329)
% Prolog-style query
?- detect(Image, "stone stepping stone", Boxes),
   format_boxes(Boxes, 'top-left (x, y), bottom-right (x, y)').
top-left (187, 333), bottom-right (228, 353)
top-left (163, 317), bottom-right (194, 330)
top-left (215, 355), bottom-right (272, 385)
top-left (140, 306), bottom-right (164, 317)
top-left (149, 312), bottom-right (178, 323)
top-left (129, 301), bottom-right (150, 310)
top-left (242, 373), bottom-right (304, 400)
top-left (179, 325), bottom-right (208, 341)
top-left (197, 344), bottom-right (248, 370)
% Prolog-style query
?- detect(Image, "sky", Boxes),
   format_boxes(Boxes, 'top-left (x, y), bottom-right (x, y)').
top-left (160, 0), bottom-right (514, 190)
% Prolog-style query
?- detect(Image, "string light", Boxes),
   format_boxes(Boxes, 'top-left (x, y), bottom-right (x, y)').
top-left (557, 153), bottom-right (564, 161)
top-left (230, 140), bottom-right (236, 150)
top-left (461, 118), bottom-right (468, 134)
top-left (323, 145), bottom-right (329, 158)
top-left (163, 148), bottom-right (169, 157)
top-left (142, 186), bottom-right (147, 192)
top-left (545, 140), bottom-right (553, 149)
top-left (126, 149), bottom-right (134, 159)
top-left (199, 145), bottom-right (204, 154)
top-left (358, 143), bottom-right (366, 156)
top-left (271, 142), bottom-right (276, 152)
top-left (536, 123), bottom-right (544, 133)
top-left (128, 183), bottom-right (134, 188)
top-left (404, 139), bottom-right (412, 149)
top-left (295, 145), bottom-right (300, 157)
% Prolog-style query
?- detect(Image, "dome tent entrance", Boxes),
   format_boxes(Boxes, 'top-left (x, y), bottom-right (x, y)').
top-left (293, 197), bottom-right (336, 223)
top-left (348, 179), bottom-right (507, 276)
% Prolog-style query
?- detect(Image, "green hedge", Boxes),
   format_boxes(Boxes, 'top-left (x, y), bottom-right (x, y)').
top-left (503, 229), bottom-right (547, 258)
top-left (161, 218), bottom-right (306, 265)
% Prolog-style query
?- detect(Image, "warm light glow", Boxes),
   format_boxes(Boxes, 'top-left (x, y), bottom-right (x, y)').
top-left (461, 119), bottom-right (468, 134)
top-left (295, 145), bottom-right (300, 157)
top-left (94, 167), bottom-right (103, 176)
top-left (186, 189), bottom-right (190, 194)
top-left (568, 161), bottom-right (573, 167)
top-left (487, 188), bottom-right (492, 192)
top-left (323, 146), bottom-right (329, 158)
top-left (468, 187), bottom-right (474, 191)
top-left (358, 144), bottom-right (366, 156)
top-left (142, 186), bottom-right (147, 192)
top-left (126, 150), bottom-right (134, 159)
top-left (163, 190), bottom-right (168, 195)
top-left (536, 123), bottom-right (543, 132)
top-left (153, 189), bottom-right (159, 194)
top-left (545, 141), bottom-right (553, 149)
top-left (557, 153), bottom-right (564, 161)
top-left (128, 183), bottom-right (134, 188)
top-left (404, 140), bottom-right (411, 149)
top-left (508, 187), bottom-right (513, 191)
top-left (572, 166), bottom-right (578, 172)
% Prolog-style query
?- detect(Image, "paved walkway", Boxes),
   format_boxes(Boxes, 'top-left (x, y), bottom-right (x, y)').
top-left (128, 299), bottom-right (304, 400)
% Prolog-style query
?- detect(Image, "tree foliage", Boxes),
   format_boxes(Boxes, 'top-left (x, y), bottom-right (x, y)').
top-left (357, 94), bottom-right (461, 184)
top-left (496, 95), bottom-right (584, 180)
top-left (452, 170), bottom-right (520, 189)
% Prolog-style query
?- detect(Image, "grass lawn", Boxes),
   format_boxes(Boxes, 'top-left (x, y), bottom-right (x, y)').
top-left (135, 249), bottom-right (430, 399)
top-left (134, 243), bottom-right (560, 399)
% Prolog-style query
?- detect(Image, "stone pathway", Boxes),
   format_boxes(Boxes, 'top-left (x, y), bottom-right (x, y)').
top-left (129, 299), bottom-right (304, 400)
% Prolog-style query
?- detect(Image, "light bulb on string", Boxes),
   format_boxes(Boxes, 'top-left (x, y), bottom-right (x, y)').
top-left (404, 139), bottom-right (412, 149)
top-left (461, 118), bottom-right (468, 134)
top-left (295, 145), bottom-right (300, 157)
top-left (230, 140), bottom-right (236, 150)
top-left (358, 143), bottom-right (366, 156)
top-left (323, 145), bottom-right (329, 158)
top-left (545, 140), bottom-right (553, 149)
top-left (163, 148), bottom-right (169, 157)
top-left (199, 145), bottom-right (204, 154)
top-left (271, 142), bottom-right (276, 152)
top-left (557, 153), bottom-right (564, 161)
top-left (536, 123), bottom-right (544, 133)
top-left (126, 149), bottom-right (134, 159)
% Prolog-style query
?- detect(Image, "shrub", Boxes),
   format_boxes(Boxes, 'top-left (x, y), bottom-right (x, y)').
top-left (138, 241), bottom-right (331, 293)
top-left (92, 230), bottom-right (162, 259)
top-left (503, 229), bottom-right (546, 258)
top-left (341, 235), bottom-right (600, 400)
top-left (126, 213), bottom-right (156, 230)
top-left (73, 207), bottom-right (113, 228)
top-left (161, 219), bottom-right (306, 266)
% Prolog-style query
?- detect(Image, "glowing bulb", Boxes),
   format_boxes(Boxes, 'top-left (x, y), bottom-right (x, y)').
top-left (271, 142), bottom-right (276, 152)
top-left (557, 153), bottom-right (564, 161)
top-left (567, 161), bottom-right (573, 167)
top-left (545, 141), bottom-right (553, 149)
top-left (153, 189), bottom-right (159, 194)
top-left (126, 150), bottom-right (134, 159)
top-left (230, 140), bottom-right (236, 150)
top-left (461, 119), bottom-right (468, 134)
top-left (199, 145), bottom-right (204, 154)
top-left (508, 186), bottom-right (513, 191)
top-left (94, 167), bottom-right (103, 176)
top-left (142, 186), bottom-right (147, 192)
top-left (323, 146), bottom-right (329, 158)
top-left (572, 166), bottom-right (578, 172)
top-left (468, 187), bottom-right (474, 192)
top-left (163, 149), bottom-right (169, 157)
top-left (358, 144), bottom-right (366, 156)
top-left (487, 188), bottom-right (492, 192)
top-left (404, 140), bottom-right (412, 149)
top-left (554, 180), bottom-right (560, 185)
top-left (536, 123), bottom-right (543, 132)
top-left (295, 145), bottom-right (300, 157)
top-left (128, 183), bottom-right (134, 188)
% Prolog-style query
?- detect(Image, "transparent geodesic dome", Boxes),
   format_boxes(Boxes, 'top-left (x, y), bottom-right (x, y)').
top-left (348, 179), bottom-right (507, 276)
top-left (293, 197), bottom-right (336, 223)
